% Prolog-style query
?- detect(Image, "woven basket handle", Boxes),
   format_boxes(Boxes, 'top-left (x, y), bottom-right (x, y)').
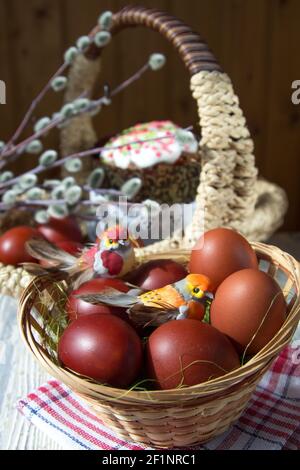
top-left (61, 5), bottom-right (261, 247)
top-left (88, 6), bottom-right (222, 74)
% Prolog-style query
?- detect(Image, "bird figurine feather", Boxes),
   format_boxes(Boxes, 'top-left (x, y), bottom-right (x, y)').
top-left (25, 225), bottom-right (137, 287)
top-left (78, 273), bottom-right (214, 327)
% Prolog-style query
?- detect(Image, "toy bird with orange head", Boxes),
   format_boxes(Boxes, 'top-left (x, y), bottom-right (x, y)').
top-left (79, 273), bottom-right (214, 327)
top-left (25, 224), bottom-right (137, 287)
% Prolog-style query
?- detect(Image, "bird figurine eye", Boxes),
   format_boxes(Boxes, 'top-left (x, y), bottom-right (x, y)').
top-left (105, 238), bottom-right (118, 249)
top-left (192, 286), bottom-right (204, 299)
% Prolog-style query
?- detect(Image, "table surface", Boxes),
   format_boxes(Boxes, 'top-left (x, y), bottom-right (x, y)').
top-left (0, 232), bottom-right (299, 450)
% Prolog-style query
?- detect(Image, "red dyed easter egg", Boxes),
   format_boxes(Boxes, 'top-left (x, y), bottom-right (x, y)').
top-left (58, 314), bottom-right (143, 387)
top-left (0, 226), bottom-right (41, 265)
top-left (147, 319), bottom-right (240, 390)
top-left (67, 278), bottom-right (130, 322)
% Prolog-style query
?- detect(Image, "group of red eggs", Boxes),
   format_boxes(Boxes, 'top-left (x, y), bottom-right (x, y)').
top-left (0, 222), bottom-right (287, 391)
top-left (0, 218), bottom-right (83, 266)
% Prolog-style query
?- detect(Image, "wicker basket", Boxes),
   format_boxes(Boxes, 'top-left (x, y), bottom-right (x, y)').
top-left (18, 242), bottom-right (300, 448)
top-left (61, 5), bottom-right (288, 251)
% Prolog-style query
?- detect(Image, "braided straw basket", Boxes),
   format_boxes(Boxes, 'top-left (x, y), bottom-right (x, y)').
top-left (18, 242), bottom-right (300, 448)
top-left (61, 5), bottom-right (288, 253)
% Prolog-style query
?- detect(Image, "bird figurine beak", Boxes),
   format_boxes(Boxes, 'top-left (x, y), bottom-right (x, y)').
top-left (205, 291), bottom-right (214, 300)
top-left (192, 291), bottom-right (214, 303)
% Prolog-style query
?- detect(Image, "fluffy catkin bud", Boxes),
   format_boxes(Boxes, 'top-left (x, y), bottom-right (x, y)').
top-left (121, 177), bottom-right (142, 200)
top-left (65, 185), bottom-right (82, 205)
top-left (48, 204), bottom-right (69, 220)
top-left (2, 190), bottom-right (18, 205)
top-left (62, 176), bottom-right (76, 189)
top-left (34, 117), bottom-right (51, 133)
top-left (64, 158), bottom-right (82, 173)
top-left (51, 76), bottom-right (68, 92)
top-left (25, 187), bottom-right (44, 201)
top-left (19, 173), bottom-right (38, 189)
top-left (76, 35), bottom-right (91, 52)
top-left (39, 150), bottom-right (58, 167)
top-left (12, 184), bottom-right (23, 195)
top-left (98, 11), bottom-right (113, 30)
top-left (0, 171), bottom-right (13, 183)
top-left (26, 140), bottom-right (43, 154)
top-left (149, 53), bottom-right (166, 71)
top-left (34, 210), bottom-right (49, 224)
top-left (73, 98), bottom-right (90, 113)
top-left (51, 185), bottom-right (65, 200)
top-left (88, 168), bottom-right (105, 189)
top-left (61, 103), bottom-right (76, 119)
top-left (94, 31), bottom-right (111, 48)
top-left (64, 47), bottom-right (79, 65)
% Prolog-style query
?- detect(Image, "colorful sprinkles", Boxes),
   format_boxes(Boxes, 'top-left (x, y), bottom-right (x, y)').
top-left (100, 121), bottom-right (198, 170)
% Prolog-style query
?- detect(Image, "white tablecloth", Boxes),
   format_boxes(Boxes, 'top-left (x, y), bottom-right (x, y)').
top-left (0, 296), bottom-right (63, 449)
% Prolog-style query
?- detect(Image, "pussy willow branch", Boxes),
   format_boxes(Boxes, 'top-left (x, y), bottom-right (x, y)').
top-left (0, 198), bottom-right (148, 213)
top-left (3, 63), bottom-right (68, 153)
top-left (0, 23), bottom-right (102, 153)
top-left (0, 61), bottom-right (151, 166)
top-left (83, 185), bottom-right (123, 196)
top-left (0, 133), bottom-right (187, 190)
top-left (110, 63), bottom-right (150, 98)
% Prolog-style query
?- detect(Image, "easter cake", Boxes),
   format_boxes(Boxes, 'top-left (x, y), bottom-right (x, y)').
top-left (100, 120), bottom-right (200, 204)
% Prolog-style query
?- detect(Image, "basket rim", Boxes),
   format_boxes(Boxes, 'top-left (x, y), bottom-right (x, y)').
top-left (18, 241), bottom-right (300, 405)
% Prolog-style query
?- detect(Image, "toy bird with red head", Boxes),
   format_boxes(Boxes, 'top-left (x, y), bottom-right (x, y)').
top-left (25, 224), bottom-right (137, 287)
top-left (92, 225), bottom-right (136, 277)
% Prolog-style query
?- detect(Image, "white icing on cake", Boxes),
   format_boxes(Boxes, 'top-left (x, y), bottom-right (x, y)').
top-left (101, 121), bottom-right (198, 170)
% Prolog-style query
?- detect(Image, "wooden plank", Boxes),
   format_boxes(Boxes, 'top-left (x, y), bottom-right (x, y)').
top-left (62, 0), bottom-right (126, 138)
top-left (0, 1), bottom-right (16, 143)
top-left (116, 0), bottom-right (171, 132)
top-left (217, 0), bottom-right (271, 172)
top-left (3, 0), bottom-right (65, 174)
top-left (170, 0), bottom-right (224, 129)
top-left (0, 296), bottom-right (63, 449)
top-left (263, 0), bottom-right (300, 230)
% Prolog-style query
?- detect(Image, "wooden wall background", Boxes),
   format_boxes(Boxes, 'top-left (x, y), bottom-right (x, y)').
top-left (0, 0), bottom-right (299, 230)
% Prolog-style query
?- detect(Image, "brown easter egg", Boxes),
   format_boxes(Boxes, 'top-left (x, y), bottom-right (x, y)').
top-left (147, 319), bottom-right (240, 390)
top-left (67, 278), bottom-right (130, 322)
top-left (189, 228), bottom-right (258, 290)
top-left (210, 269), bottom-right (286, 355)
top-left (0, 226), bottom-right (42, 265)
top-left (128, 259), bottom-right (187, 290)
top-left (37, 216), bottom-right (83, 244)
top-left (58, 314), bottom-right (143, 387)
